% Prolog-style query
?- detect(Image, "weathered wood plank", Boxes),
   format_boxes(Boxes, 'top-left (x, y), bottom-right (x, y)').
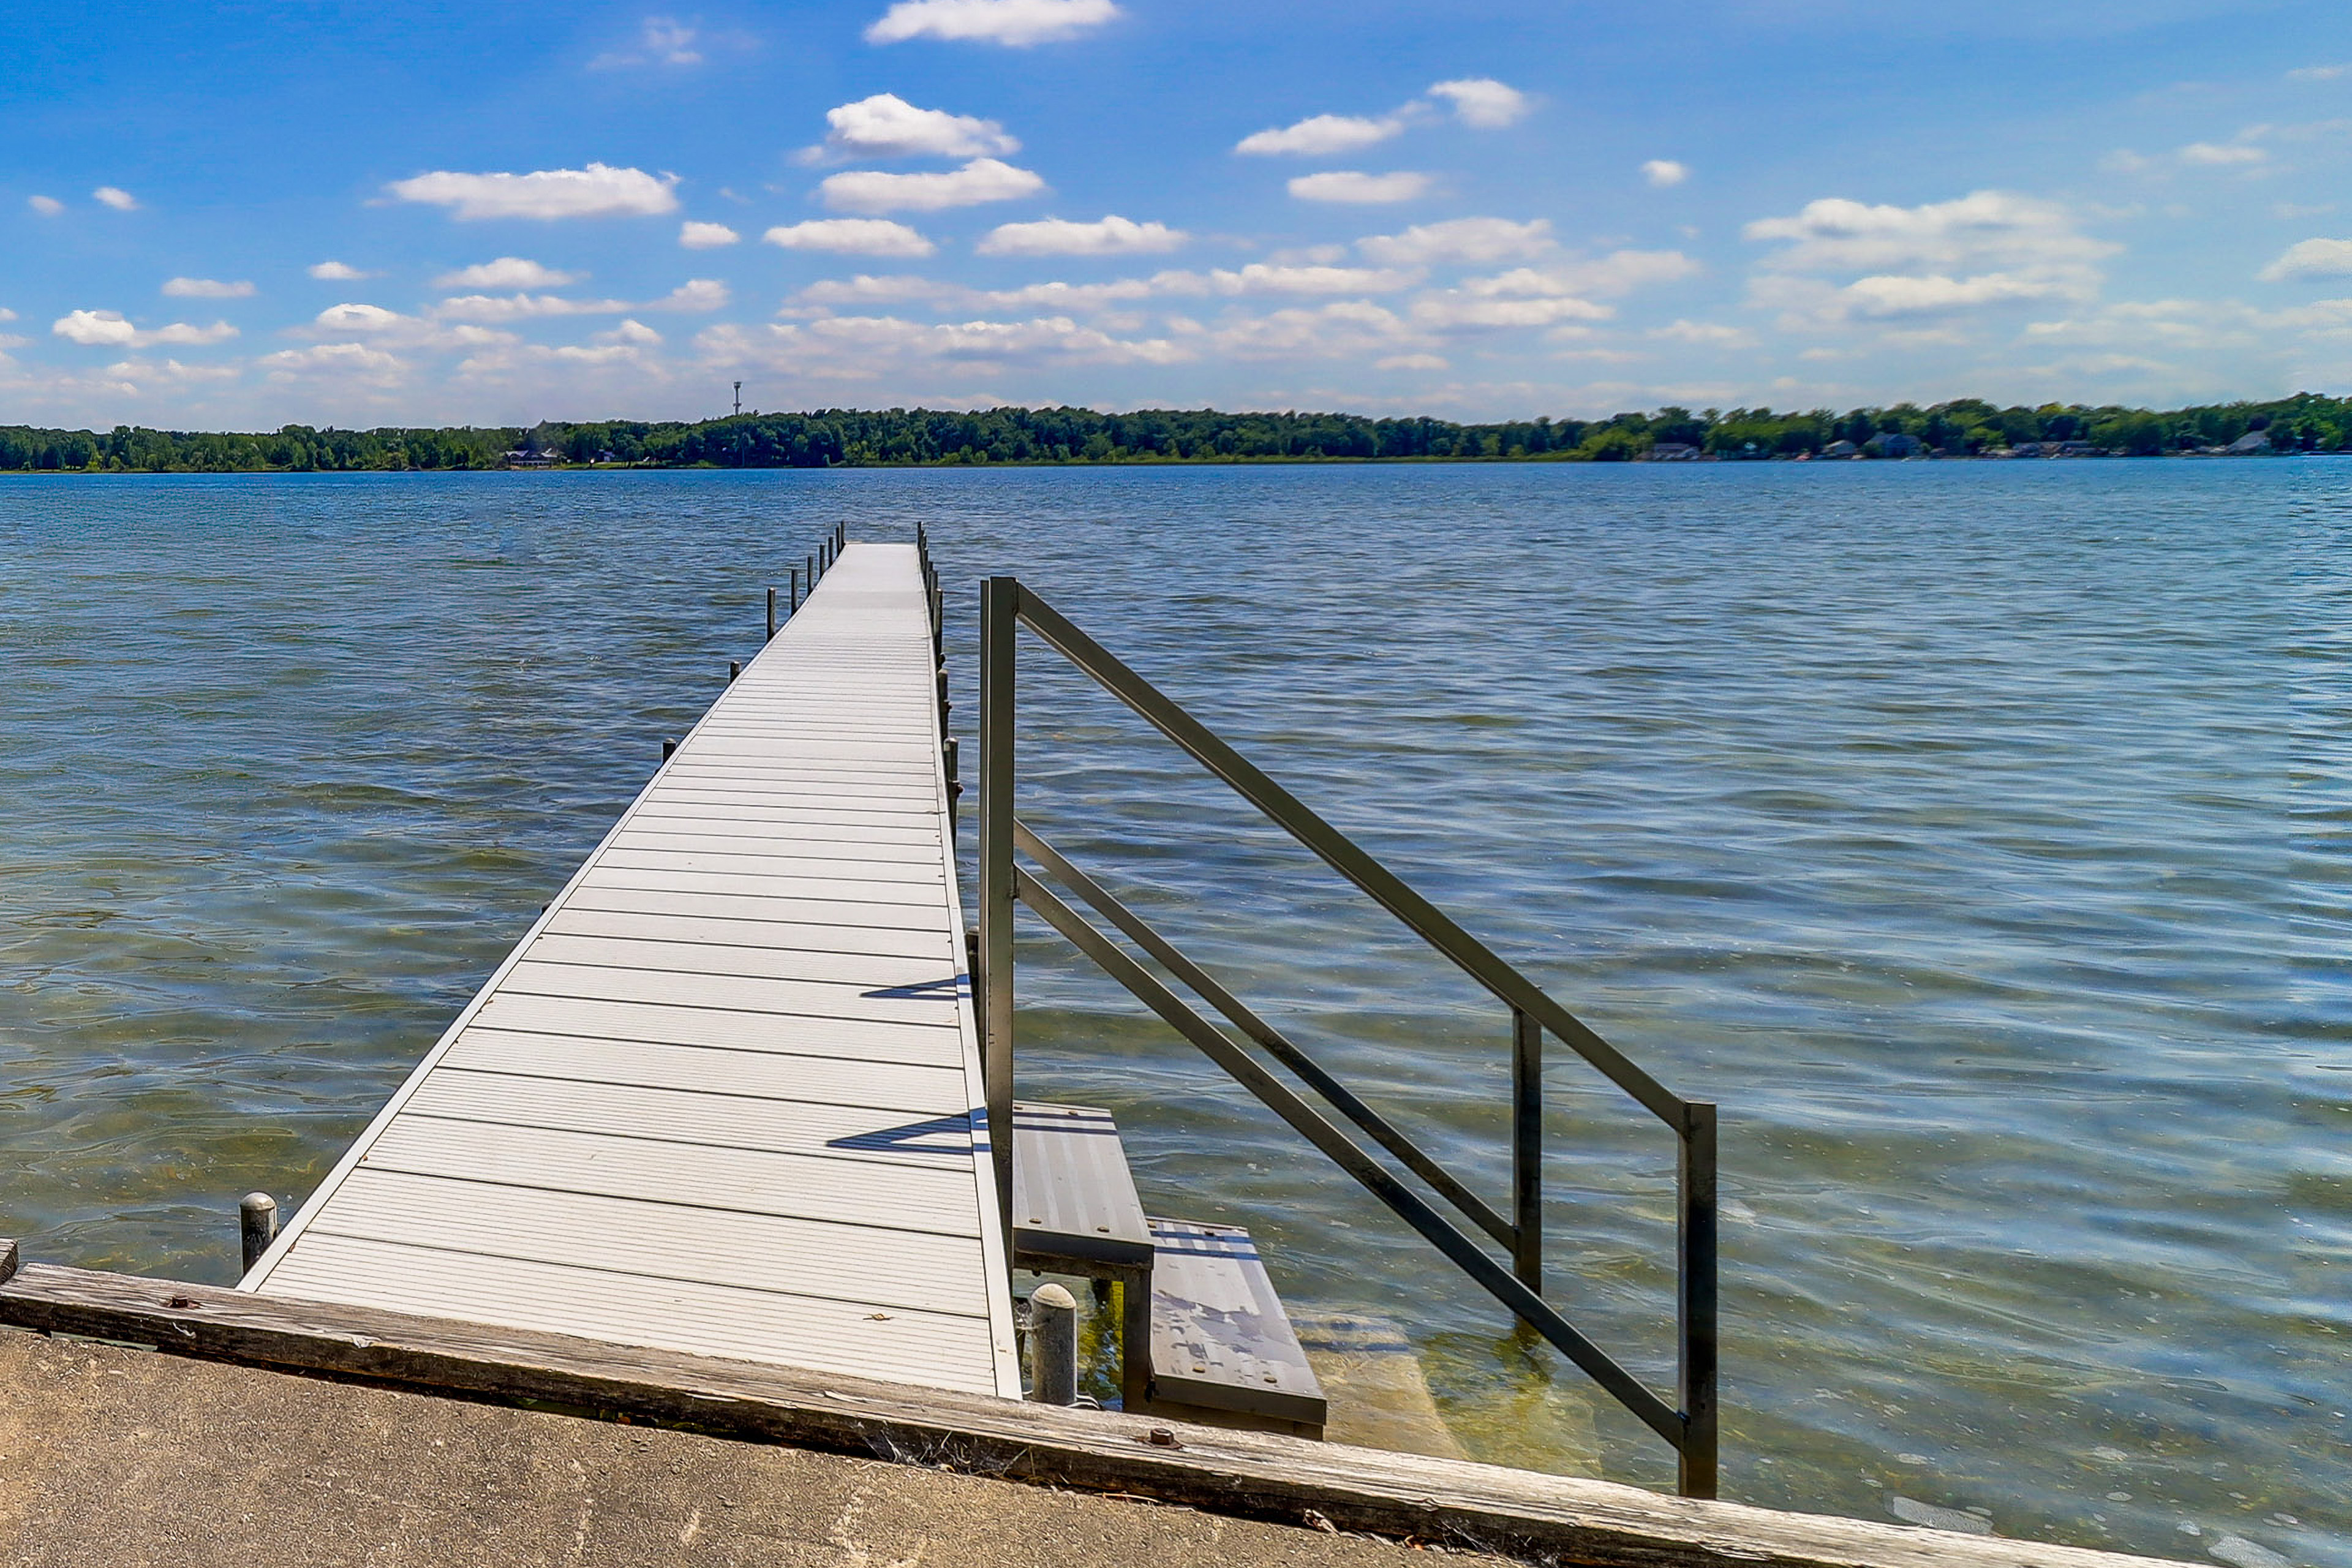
top-left (0, 1257), bottom-right (2180, 1568)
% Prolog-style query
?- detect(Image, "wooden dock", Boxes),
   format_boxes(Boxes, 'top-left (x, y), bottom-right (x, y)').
top-left (243, 540), bottom-right (1020, 1400)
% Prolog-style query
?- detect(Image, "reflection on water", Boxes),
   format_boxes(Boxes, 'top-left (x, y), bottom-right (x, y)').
top-left (0, 464), bottom-right (2342, 1565)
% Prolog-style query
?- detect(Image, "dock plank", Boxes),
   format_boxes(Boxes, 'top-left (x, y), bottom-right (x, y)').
top-left (244, 541), bottom-right (1019, 1398)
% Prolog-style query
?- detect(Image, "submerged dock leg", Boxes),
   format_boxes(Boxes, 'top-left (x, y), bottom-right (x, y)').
top-left (239, 1193), bottom-right (279, 1274)
top-left (1030, 1283), bottom-right (1078, 1404)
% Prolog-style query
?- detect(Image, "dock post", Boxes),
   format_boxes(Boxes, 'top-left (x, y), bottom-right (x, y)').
top-left (662, 739), bottom-right (677, 761)
top-left (1029, 1283), bottom-right (1079, 1404)
top-left (239, 1193), bottom-right (279, 1275)
top-left (728, 661), bottom-right (741, 684)
top-left (978, 578), bottom-right (1018, 1240)
top-left (1512, 1009), bottom-right (1542, 1293)
top-left (1678, 1101), bottom-right (1720, 1499)
top-left (790, 567), bottom-right (801, 614)
top-left (807, 552), bottom-right (817, 587)
top-left (766, 587), bottom-right (777, 643)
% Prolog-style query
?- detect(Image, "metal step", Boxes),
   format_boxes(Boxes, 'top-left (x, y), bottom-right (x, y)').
top-left (1145, 1218), bottom-right (1327, 1438)
top-left (1008, 1101), bottom-right (1152, 1405)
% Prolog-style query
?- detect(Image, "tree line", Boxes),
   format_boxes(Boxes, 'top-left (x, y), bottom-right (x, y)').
top-left (1, 394), bottom-right (2346, 473)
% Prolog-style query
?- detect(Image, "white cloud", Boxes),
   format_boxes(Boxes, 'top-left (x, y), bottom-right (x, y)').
top-left (766, 217), bottom-right (938, 255)
top-left (1188, 263), bottom-right (1419, 296)
top-left (0, 309), bottom-right (15, 322)
top-left (2290, 64), bottom-right (2347, 82)
top-left (1359, 216), bottom-right (1553, 267)
top-left (2178, 141), bottom-right (2267, 167)
top-left (1745, 190), bottom-right (2109, 274)
top-left (92, 186), bottom-right (139, 211)
top-left (680, 220), bottom-right (741, 249)
top-left (1289, 171), bottom-right (1432, 205)
top-left (977, 215), bottom-right (1185, 255)
top-left (1642, 159), bottom-right (1689, 187)
top-left (1742, 189), bottom-right (2113, 331)
top-left (1210, 300), bottom-right (1425, 360)
top-left (1467, 250), bottom-right (1700, 298)
top-left (1376, 353), bottom-right (1448, 372)
top-left (1651, 319), bottom-right (1756, 347)
top-left (386, 163), bottom-right (680, 221)
top-left (597, 319), bottom-right (663, 346)
top-left (307, 303), bottom-right (517, 351)
top-left (589, 16), bottom-right (703, 69)
top-left (864, 0), bottom-right (1118, 46)
top-left (1426, 78), bottom-right (1529, 129)
top-left (52, 309), bottom-right (236, 347)
top-left (258, 342), bottom-right (409, 383)
top-left (649, 279), bottom-right (730, 311)
top-left (307, 260), bottom-right (377, 281)
top-left (1411, 292), bottom-right (1610, 331)
top-left (434, 293), bottom-right (631, 322)
top-left (807, 93), bottom-right (1019, 162)
top-left (2259, 236), bottom-right (2352, 282)
top-left (28, 195), bottom-right (62, 217)
top-left (163, 277), bottom-right (255, 298)
top-left (435, 257), bottom-right (583, 289)
top-left (1235, 113), bottom-right (1404, 157)
top-left (820, 157), bottom-right (1045, 213)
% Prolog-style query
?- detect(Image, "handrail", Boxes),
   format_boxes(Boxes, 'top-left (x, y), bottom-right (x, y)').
top-left (976, 575), bottom-right (1718, 1498)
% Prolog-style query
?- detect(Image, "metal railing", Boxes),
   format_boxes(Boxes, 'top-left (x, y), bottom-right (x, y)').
top-left (973, 576), bottom-right (1719, 1497)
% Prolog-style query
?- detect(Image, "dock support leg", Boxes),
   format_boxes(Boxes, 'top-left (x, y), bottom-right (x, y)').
top-left (1677, 1102), bottom-right (1719, 1499)
top-left (1512, 1009), bottom-right (1542, 1294)
top-left (239, 1193), bottom-right (279, 1275)
top-left (978, 578), bottom-right (1018, 1245)
top-left (766, 587), bottom-right (776, 643)
top-left (1029, 1283), bottom-right (1078, 1404)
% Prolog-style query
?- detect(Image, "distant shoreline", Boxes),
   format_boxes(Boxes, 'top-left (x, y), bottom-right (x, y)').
top-left (1, 395), bottom-right (2342, 472)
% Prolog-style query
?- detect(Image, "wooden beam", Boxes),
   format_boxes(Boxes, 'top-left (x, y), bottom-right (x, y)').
top-left (0, 1253), bottom-right (2171, 1568)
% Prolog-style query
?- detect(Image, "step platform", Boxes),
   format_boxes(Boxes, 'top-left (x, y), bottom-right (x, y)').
top-left (1144, 1218), bottom-right (1327, 1439)
top-left (1008, 1101), bottom-right (1152, 1406)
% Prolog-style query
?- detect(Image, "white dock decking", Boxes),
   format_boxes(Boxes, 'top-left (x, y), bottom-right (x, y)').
top-left (243, 541), bottom-right (1020, 1400)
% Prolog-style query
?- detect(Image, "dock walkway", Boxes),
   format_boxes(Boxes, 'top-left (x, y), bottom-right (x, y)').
top-left (244, 541), bottom-right (1019, 1399)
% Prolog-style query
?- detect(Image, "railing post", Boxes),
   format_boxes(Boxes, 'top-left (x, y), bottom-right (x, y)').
top-left (1677, 1101), bottom-right (1719, 1499)
top-left (1512, 1009), bottom-right (1542, 1294)
top-left (766, 586), bottom-right (777, 643)
top-left (978, 577), bottom-right (1019, 1241)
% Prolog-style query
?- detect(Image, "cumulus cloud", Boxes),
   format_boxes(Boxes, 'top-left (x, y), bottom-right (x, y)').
top-left (2289, 64), bottom-right (2347, 82)
top-left (1185, 263), bottom-right (1419, 296)
top-left (976, 215), bottom-right (1184, 255)
top-left (766, 218), bottom-right (937, 255)
top-left (1210, 300), bottom-right (1425, 360)
top-left (865, 0), bottom-right (1118, 45)
top-left (648, 279), bottom-right (729, 311)
top-left (1289, 171), bottom-right (1431, 204)
top-left (52, 309), bottom-right (236, 347)
top-left (306, 303), bottom-right (518, 351)
top-left (258, 342), bottom-right (408, 383)
top-left (820, 157), bottom-right (1045, 213)
top-left (1467, 250), bottom-right (1700, 298)
top-left (1642, 159), bottom-right (1689, 187)
top-left (1651, 319), bottom-right (1757, 347)
top-left (806, 93), bottom-right (1019, 162)
top-left (679, 221), bottom-right (740, 249)
top-left (1425, 78), bottom-right (1529, 129)
top-left (386, 163), bottom-right (680, 221)
top-left (434, 293), bottom-right (631, 322)
top-left (1743, 190), bottom-right (2114, 325)
top-left (597, 319), bottom-right (663, 346)
top-left (1236, 113), bottom-right (1404, 157)
top-left (92, 186), bottom-right (139, 211)
top-left (589, 16), bottom-right (703, 69)
top-left (308, 260), bottom-right (377, 281)
top-left (163, 277), bottom-right (255, 298)
top-left (2179, 141), bottom-right (2267, 167)
top-left (435, 257), bottom-right (583, 289)
top-left (1359, 216), bottom-right (1554, 267)
top-left (28, 195), bottom-right (62, 217)
top-left (2259, 236), bottom-right (2352, 282)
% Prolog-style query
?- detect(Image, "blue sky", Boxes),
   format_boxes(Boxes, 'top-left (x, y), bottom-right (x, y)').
top-left (5, 0), bottom-right (2350, 428)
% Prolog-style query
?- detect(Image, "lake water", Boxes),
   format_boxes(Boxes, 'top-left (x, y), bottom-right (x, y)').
top-left (0, 462), bottom-right (2340, 1564)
